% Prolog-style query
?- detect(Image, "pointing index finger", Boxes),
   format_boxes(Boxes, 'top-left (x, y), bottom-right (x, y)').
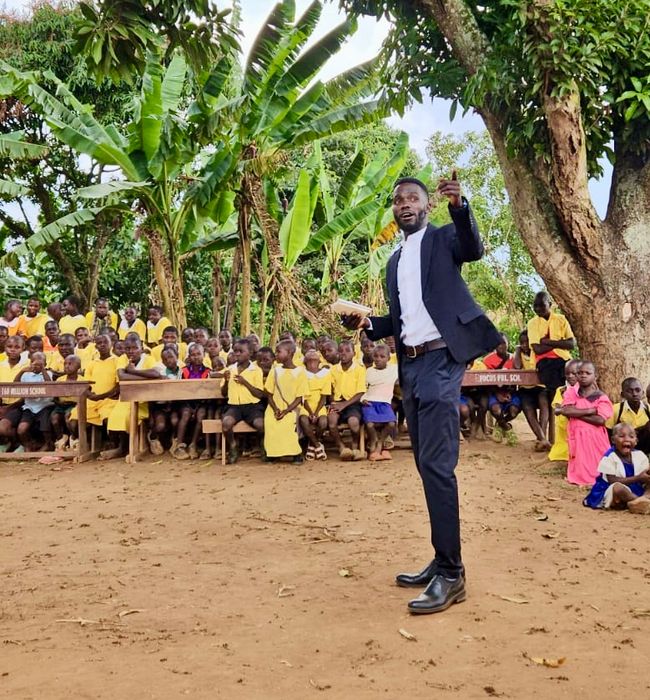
top-left (451, 169), bottom-right (458, 181)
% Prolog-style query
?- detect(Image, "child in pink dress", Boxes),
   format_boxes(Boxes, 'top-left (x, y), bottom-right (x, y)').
top-left (557, 361), bottom-right (613, 485)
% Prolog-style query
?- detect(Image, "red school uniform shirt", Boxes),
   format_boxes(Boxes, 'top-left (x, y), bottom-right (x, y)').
top-left (482, 351), bottom-right (514, 370)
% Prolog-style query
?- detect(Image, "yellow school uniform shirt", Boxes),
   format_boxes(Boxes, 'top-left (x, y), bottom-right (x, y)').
top-left (548, 386), bottom-right (569, 462)
top-left (46, 351), bottom-right (67, 375)
top-left (85, 310), bottom-right (119, 333)
top-left (0, 352), bottom-right (6, 363)
top-left (518, 350), bottom-right (543, 388)
top-left (527, 312), bottom-right (573, 363)
top-left (118, 317), bottom-right (147, 341)
top-left (72, 354), bottom-right (121, 425)
top-left (59, 314), bottom-right (88, 336)
top-left (0, 359), bottom-right (29, 404)
top-left (151, 342), bottom-right (188, 364)
top-left (606, 401), bottom-right (650, 430)
top-left (146, 317), bottom-right (172, 345)
top-left (264, 366), bottom-right (309, 458)
top-left (107, 354), bottom-right (157, 431)
top-left (301, 367), bottom-right (332, 417)
top-left (75, 343), bottom-right (98, 371)
top-left (227, 363), bottom-right (264, 405)
top-left (330, 361), bottom-right (366, 401)
top-left (55, 374), bottom-right (79, 405)
top-left (19, 313), bottom-right (47, 337)
top-left (219, 349), bottom-right (230, 363)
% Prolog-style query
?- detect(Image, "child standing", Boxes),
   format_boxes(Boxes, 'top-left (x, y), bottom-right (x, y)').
top-left (221, 339), bottom-right (265, 464)
top-left (264, 340), bottom-right (309, 464)
top-left (14, 352), bottom-right (55, 451)
top-left (328, 340), bottom-right (366, 461)
top-left (584, 423), bottom-right (650, 514)
top-left (362, 344), bottom-right (398, 460)
top-left (149, 346), bottom-right (182, 455)
top-left (299, 350), bottom-right (331, 461)
top-left (173, 344), bottom-right (211, 460)
top-left (556, 361), bottom-right (613, 485)
top-left (548, 359), bottom-right (580, 462)
top-left (52, 354), bottom-right (82, 451)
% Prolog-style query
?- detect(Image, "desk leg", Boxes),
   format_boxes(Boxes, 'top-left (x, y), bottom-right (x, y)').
top-left (128, 401), bottom-right (138, 464)
top-left (222, 432), bottom-right (226, 467)
top-left (77, 394), bottom-right (88, 463)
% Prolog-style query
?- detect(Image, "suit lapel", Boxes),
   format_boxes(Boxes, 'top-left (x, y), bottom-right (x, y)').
top-left (420, 223), bottom-right (434, 293)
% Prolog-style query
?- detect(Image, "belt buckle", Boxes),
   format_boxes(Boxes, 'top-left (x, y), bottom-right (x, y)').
top-left (406, 345), bottom-right (418, 359)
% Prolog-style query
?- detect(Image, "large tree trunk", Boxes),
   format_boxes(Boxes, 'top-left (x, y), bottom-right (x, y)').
top-left (416, 0), bottom-right (650, 395)
top-left (223, 245), bottom-right (241, 332)
top-left (211, 251), bottom-right (223, 335)
top-left (237, 186), bottom-right (253, 337)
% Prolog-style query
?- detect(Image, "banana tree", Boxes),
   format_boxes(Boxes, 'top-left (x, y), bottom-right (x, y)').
top-left (0, 53), bottom-right (239, 327)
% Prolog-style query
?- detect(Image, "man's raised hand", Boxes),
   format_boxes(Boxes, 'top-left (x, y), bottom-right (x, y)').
top-left (437, 169), bottom-right (462, 208)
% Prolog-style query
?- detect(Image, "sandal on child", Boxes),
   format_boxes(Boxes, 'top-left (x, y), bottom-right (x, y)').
top-left (199, 448), bottom-right (211, 460)
top-left (352, 449), bottom-right (365, 461)
top-left (339, 447), bottom-right (353, 461)
top-left (54, 435), bottom-right (68, 452)
top-left (315, 443), bottom-right (327, 461)
top-left (383, 436), bottom-right (395, 450)
top-left (174, 443), bottom-right (190, 460)
top-left (305, 445), bottom-right (316, 461)
top-left (368, 451), bottom-right (382, 461)
top-left (188, 444), bottom-right (199, 460)
top-left (148, 432), bottom-right (164, 456)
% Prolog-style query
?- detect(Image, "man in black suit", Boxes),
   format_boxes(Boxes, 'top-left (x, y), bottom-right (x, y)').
top-left (343, 173), bottom-right (500, 614)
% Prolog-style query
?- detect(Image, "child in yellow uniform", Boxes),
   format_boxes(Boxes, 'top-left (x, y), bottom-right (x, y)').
top-left (46, 334), bottom-right (76, 378)
top-left (548, 359), bottom-right (580, 462)
top-left (264, 340), bottom-right (309, 463)
top-left (74, 327), bottom-right (98, 371)
top-left (299, 350), bottom-right (331, 461)
top-left (0, 300), bottom-right (23, 336)
top-left (222, 338), bottom-right (264, 464)
top-left (0, 326), bottom-right (8, 363)
top-left (59, 295), bottom-right (88, 336)
top-left (0, 336), bottom-right (29, 451)
top-left (85, 298), bottom-right (118, 336)
top-left (20, 298), bottom-right (47, 337)
top-left (146, 306), bottom-right (172, 347)
top-left (101, 335), bottom-right (161, 459)
top-left (52, 354), bottom-right (82, 451)
top-left (218, 329), bottom-right (232, 363)
top-left (118, 306), bottom-right (147, 341)
top-left (607, 377), bottom-right (650, 452)
top-left (514, 329), bottom-right (551, 450)
top-left (151, 326), bottom-right (188, 365)
top-left (328, 340), bottom-right (366, 461)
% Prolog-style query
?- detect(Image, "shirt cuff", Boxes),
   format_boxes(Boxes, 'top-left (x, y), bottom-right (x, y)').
top-left (365, 319), bottom-right (373, 331)
top-left (448, 196), bottom-right (469, 212)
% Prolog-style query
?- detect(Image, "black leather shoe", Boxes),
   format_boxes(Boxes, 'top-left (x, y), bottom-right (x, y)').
top-left (395, 561), bottom-right (436, 588)
top-left (407, 574), bottom-right (466, 614)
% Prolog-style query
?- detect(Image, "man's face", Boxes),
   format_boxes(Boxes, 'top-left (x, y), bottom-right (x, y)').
top-left (392, 183), bottom-right (431, 234)
top-left (26, 299), bottom-right (40, 316)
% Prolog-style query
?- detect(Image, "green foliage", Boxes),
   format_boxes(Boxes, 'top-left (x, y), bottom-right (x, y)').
top-left (341, 0), bottom-right (650, 175)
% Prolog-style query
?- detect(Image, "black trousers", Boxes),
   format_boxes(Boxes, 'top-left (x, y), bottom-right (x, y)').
top-left (400, 348), bottom-right (465, 577)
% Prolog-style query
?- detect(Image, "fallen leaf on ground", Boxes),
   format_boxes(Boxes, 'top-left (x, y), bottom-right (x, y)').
top-left (542, 532), bottom-right (560, 539)
top-left (535, 514), bottom-right (549, 521)
top-left (399, 628), bottom-right (417, 641)
top-left (338, 568), bottom-right (352, 577)
top-left (528, 656), bottom-right (566, 668)
top-left (280, 659), bottom-right (293, 667)
top-left (526, 627), bottom-right (548, 634)
top-left (500, 595), bottom-right (530, 604)
top-left (118, 609), bottom-right (145, 618)
top-left (277, 585), bottom-right (295, 598)
top-left (309, 679), bottom-right (331, 690)
top-left (631, 609), bottom-right (650, 617)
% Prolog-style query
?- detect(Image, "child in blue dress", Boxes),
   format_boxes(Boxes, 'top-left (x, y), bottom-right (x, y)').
top-left (584, 422), bottom-right (650, 514)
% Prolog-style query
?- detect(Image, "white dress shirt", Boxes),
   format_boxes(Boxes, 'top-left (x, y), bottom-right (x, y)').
top-left (396, 226), bottom-right (441, 346)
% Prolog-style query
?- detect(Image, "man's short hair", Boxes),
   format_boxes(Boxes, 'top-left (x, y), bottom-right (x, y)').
top-left (394, 177), bottom-right (429, 196)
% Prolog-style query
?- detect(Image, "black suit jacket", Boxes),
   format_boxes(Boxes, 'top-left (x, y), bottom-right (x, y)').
top-left (366, 202), bottom-right (501, 366)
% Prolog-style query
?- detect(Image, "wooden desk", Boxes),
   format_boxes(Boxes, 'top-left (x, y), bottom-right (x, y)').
top-left (0, 381), bottom-right (94, 462)
top-left (462, 369), bottom-right (539, 387)
top-left (119, 379), bottom-right (223, 463)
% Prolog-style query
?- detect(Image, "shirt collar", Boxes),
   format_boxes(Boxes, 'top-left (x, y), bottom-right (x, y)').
top-left (400, 225), bottom-right (427, 247)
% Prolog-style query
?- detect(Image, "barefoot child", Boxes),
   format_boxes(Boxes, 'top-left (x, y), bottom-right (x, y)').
top-left (362, 344), bottom-right (398, 460)
top-left (299, 350), bottom-right (331, 461)
top-left (584, 423), bottom-right (650, 514)
top-left (14, 352), bottom-right (55, 451)
top-left (548, 359), bottom-right (580, 462)
top-left (264, 340), bottom-right (309, 464)
top-left (221, 339), bottom-right (265, 464)
top-left (556, 360), bottom-right (613, 485)
top-left (52, 354), bottom-right (82, 450)
top-left (328, 340), bottom-right (366, 461)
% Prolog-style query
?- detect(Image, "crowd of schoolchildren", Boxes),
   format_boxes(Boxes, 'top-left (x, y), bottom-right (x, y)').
top-left (1, 290), bottom-right (649, 515)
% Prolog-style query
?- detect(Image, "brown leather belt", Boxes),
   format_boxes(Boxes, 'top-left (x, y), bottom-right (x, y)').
top-left (403, 338), bottom-right (447, 359)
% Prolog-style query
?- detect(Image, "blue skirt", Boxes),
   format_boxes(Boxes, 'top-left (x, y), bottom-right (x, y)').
top-left (362, 401), bottom-right (396, 424)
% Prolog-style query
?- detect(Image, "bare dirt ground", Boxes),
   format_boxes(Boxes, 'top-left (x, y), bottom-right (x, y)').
top-left (1, 421), bottom-right (649, 699)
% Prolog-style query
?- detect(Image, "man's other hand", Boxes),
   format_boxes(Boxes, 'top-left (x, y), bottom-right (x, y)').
top-left (341, 313), bottom-right (369, 331)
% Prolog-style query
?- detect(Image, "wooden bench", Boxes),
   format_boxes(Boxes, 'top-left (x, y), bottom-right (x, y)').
top-left (0, 381), bottom-right (95, 462)
top-left (119, 379), bottom-right (223, 464)
top-left (462, 369), bottom-right (539, 387)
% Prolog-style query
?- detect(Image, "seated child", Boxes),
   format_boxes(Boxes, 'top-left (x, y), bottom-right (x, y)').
top-left (14, 352), bottom-right (55, 451)
top-left (360, 336), bottom-right (376, 369)
top-left (102, 335), bottom-right (161, 460)
top-left (52, 354), bottom-right (82, 451)
top-left (221, 339), bottom-right (265, 464)
top-left (362, 344), bottom-right (398, 461)
top-left (548, 359), bottom-right (580, 461)
top-left (328, 340), bottom-right (366, 461)
top-left (146, 305), bottom-right (172, 347)
top-left (113, 339), bottom-right (125, 357)
top-left (459, 393), bottom-right (475, 438)
top-left (482, 333), bottom-right (514, 369)
top-left (46, 333), bottom-right (75, 379)
top-left (151, 326), bottom-right (188, 365)
top-left (26, 335), bottom-right (44, 357)
top-left (264, 340), bottom-right (309, 464)
top-left (181, 328), bottom-right (195, 345)
top-left (149, 345), bottom-right (183, 456)
top-left (606, 377), bottom-right (650, 453)
top-left (0, 336), bottom-right (29, 451)
top-left (584, 423), bottom-right (650, 514)
top-left (556, 360), bottom-right (613, 485)
top-left (321, 340), bottom-right (340, 368)
top-left (488, 387), bottom-right (521, 443)
top-left (74, 327), bottom-right (97, 370)
top-left (299, 350), bottom-right (331, 461)
top-left (43, 320), bottom-right (59, 353)
top-left (173, 344), bottom-right (211, 460)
